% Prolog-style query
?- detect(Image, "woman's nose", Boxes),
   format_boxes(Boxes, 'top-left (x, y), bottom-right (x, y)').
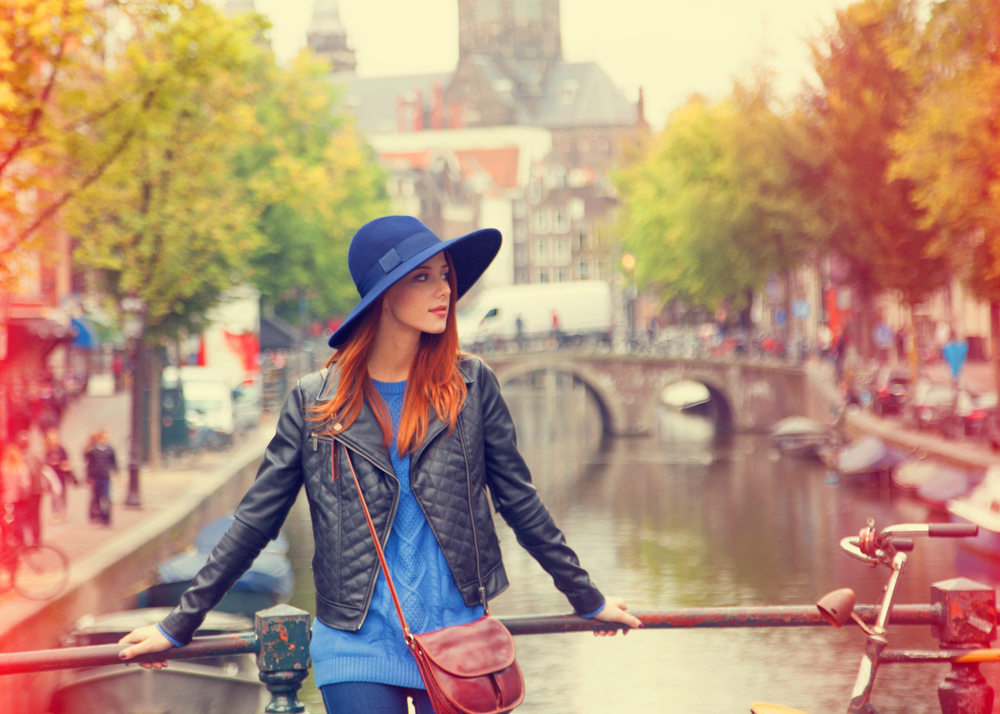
top-left (436, 276), bottom-right (451, 298)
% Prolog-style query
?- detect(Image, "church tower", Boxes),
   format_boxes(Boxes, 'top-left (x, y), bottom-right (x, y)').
top-left (307, 0), bottom-right (358, 73)
top-left (224, 0), bottom-right (256, 15)
top-left (445, 0), bottom-right (562, 126)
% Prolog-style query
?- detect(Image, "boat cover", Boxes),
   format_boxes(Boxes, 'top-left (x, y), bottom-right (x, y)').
top-left (836, 435), bottom-right (907, 475)
top-left (158, 513), bottom-right (293, 599)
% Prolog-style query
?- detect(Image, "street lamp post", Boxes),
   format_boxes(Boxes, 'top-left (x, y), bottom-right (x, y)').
top-left (621, 253), bottom-right (637, 352)
top-left (121, 297), bottom-right (147, 509)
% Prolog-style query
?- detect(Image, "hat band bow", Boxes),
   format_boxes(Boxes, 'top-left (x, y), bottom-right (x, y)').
top-left (358, 230), bottom-right (441, 297)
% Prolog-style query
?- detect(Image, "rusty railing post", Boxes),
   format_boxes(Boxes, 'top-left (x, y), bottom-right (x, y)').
top-left (932, 577), bottom-right (996, 714)
top-left (255, 604), bottom-right (312, 713)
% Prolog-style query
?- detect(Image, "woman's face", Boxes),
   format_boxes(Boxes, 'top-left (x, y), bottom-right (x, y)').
top-left (380, 252), bottom-right (452, 339)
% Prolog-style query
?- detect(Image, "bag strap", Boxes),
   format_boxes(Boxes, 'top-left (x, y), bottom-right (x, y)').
top-left (341, 445), bottom-right (415, 644)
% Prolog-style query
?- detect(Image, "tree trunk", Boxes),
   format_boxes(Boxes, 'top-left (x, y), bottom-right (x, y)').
top-left (148, 348), bottom-right (161, 474)
top-left (992, 301), bottom-right (1000, 398)
top-left (783, 269), bottom-right (794, 343)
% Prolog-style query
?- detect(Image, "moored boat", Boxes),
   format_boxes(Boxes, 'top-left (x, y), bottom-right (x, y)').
top-left (893, 459), bottom-right (981, 510)
top-left (138, 512), bottom-right (294, 617)
top-left (768, 416), bottom-right (837, 459)
top-left (50, 608), bottom-right (266, 714)
top-left (947, 466), bottom-right (1000, 559)
top-left (835, 434), bottom-right (907, 479)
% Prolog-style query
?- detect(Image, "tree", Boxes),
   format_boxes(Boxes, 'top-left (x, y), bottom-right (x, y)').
top-left (235, 52), bottom-right (389, 326)
top-left (890, 0), bottom-right (1000, 391)
top-left (806, 0), bottom-right (946, 358)
top-left (66, 1), bottom-right (268, 465)
top-left (0, 0), bottom-right (100, 277)
top-left (613, 72), bottom-right (821, 321)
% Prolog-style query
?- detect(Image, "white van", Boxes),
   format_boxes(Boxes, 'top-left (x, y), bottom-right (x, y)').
top-left (457, 281), bottom-right (613, 347)
top-left (163, 366), bottom-right (262, 434)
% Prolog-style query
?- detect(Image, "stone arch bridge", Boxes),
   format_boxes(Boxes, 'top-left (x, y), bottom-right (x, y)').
top-left (483, 352), bottom-right (809, 436)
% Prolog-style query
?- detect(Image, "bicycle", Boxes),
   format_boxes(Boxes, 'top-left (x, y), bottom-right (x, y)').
top-left (0, 533), bottom-right (70, 601)
top-left (751, 519), bottom-right (998, 714)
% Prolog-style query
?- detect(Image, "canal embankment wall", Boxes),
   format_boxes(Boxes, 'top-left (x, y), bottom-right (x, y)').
top-left (0, 428), bottom-right (274, 714)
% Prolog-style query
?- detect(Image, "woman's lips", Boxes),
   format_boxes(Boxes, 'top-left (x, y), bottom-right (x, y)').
top-left (430, 306), bottom-right (448, 316)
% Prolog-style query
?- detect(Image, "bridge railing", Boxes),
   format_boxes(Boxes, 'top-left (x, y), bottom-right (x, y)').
top-left (0, 588), bottom-right (993, 714)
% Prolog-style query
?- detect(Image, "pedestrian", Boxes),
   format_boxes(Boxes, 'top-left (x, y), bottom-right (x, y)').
top-left (112, 353), bottom-right (124, 392)
top-left (9, 432), bottom-right (43, 546)
top-left (1, 440), bottom-right (29, 546)
top-left (514, 313), bottom-right (524, 351)
top-left (44, 427), bottom-right (77, 524)
top-left (117, 215), bottom-right (640, 712)
top-left (84, 429), bottom-right (117, 527)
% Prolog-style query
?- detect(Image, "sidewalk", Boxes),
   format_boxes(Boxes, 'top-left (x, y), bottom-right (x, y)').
top-left (0, 393), bottom-right (278, 640)
top-left (809, 359), bottom-right (1000, 470)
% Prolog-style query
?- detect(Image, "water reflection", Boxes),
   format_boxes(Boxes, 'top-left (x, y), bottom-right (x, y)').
top-left (282, 372), bottom-right (1000, 713)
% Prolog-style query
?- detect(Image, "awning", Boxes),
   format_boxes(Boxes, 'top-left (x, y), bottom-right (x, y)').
top-left (6, 317), bottom-right (72, 358)
top-left (261, 316), bottom-right (300, 351)
top-left (70, 317), bottom-right (99, 350)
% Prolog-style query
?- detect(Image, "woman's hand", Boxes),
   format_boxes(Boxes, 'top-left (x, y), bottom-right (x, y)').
top-left (118, 625), bottom-right (173, 669)
top-left (591, 595), bottom-right (643, 637)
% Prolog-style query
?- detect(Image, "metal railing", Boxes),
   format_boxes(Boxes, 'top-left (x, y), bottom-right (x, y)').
top-left (0, 582), bottom-right (994, 714)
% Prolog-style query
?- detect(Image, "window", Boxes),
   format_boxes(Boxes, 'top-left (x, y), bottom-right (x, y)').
top-left (515, 245), bottom-right (528, 266)
top-left (553, 206), bottom-right (568, 233)
top-left (554, 238), bottom-right (568, 263)
top-left (578, 260), bottom-right (589, 279)
top-left (535, 239), bottom-right (548, 262)
top-left (513, 199), bottom-right (526, 219)
top-left (532, 208), bottom-right (550, 233)
top-left (556, 268), bottom-right (568, 282)
top-left (537, 268), bottom-right (549, 283)
top-left (577, 228), bottom-right (588, 251)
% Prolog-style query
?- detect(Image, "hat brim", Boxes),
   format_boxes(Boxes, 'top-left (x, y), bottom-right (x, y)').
top-left (328, 227), bottom-right (501, 348)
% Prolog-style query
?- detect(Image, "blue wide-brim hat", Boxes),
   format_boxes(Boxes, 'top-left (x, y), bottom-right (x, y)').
top-left (328, 216), bottom-right (502, 348)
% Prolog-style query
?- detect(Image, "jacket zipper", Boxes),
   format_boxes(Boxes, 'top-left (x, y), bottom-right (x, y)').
top-left (457, 418), bottom-right (487, 611)
top-left (333, 439), bottom-right (400, 631)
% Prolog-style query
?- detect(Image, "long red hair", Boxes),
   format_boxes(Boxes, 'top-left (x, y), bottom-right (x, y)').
top-left (311, 251), bottom-right (466, 455)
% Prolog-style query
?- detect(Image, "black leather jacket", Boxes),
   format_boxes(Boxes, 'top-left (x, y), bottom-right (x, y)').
top-left (160, 356), bottom-right (604, 644)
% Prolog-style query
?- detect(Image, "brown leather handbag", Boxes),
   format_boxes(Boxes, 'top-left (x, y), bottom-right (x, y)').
top-left (343, 446), bottom-right (525, 714)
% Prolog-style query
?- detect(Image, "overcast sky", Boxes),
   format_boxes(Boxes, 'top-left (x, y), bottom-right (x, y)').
top-left (251, 0), bottom-right (849, 129)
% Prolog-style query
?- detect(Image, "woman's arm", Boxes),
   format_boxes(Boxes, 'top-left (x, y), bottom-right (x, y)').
top-left (476, 361), bottom-right (641, 633)
top-left (120, 380), bottom-right (310, 658)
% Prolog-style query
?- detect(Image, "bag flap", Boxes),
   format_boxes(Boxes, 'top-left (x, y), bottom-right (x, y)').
top-left (412, 617), bottom-right (516, 677)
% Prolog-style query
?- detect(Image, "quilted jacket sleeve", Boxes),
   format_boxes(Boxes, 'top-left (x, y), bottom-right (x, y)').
top-left (477, 360), bottom-right (605, 616)
top-left (159, 380), bottom-right (307, 645)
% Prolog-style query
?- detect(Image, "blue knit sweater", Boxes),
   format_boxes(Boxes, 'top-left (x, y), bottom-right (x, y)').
top-left (311, 379), bottom-right (485, 689)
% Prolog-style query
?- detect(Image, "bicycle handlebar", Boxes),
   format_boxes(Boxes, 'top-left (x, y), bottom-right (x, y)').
top-left (841, 522), bottom-right (978, 564)
top-left (927, 523), bottom-right (978, 538)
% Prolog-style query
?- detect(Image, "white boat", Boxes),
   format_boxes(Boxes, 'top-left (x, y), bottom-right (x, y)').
top-left (946, 465), bottom-right (1000, 559)
top-left (769, 416), bottom-right (837, 459)
top-left (50, 608), bottom-right (267, 714)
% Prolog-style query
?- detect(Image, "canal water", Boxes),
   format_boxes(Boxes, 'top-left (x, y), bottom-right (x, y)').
top-left (282, 373), bottom-right (1000, 714)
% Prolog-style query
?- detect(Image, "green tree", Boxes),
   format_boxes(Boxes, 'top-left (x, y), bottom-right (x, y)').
top-left (0, 0), bottom-right (109, 277)
top-left (890, 0), bottom-right (1000, 390)
top-left (66, 1), bottom-right (268, 465)
top-left (806, 0), bottom-right (945, 358)
top-left (613, 73), bottom-right (820, 320)
top-left (236, 52), bottom-right (389, 326)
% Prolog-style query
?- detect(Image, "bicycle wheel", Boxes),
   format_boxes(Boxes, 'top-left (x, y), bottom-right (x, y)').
top-left (13, 544), bottom-right (70, 600)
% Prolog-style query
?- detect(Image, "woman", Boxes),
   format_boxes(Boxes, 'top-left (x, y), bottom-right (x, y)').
top-left (119, 216), bottom-right (641, 713)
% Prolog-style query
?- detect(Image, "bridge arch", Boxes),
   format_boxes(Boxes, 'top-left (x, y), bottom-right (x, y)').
top-left (490, 359), bottom-right (626, 436)
top-left (649, 373), bottom-right (736, 432)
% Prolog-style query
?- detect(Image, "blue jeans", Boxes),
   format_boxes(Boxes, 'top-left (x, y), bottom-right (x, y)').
top-left (320, 682), bottom-right (434, 714)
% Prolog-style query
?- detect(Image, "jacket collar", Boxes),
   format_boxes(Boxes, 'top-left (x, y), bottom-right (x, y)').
top-left (319, 358), bottom-right (476, 473)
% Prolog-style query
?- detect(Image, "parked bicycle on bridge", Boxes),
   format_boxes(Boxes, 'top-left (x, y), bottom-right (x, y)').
top-left (752, 519), bottom-right (996, 714)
